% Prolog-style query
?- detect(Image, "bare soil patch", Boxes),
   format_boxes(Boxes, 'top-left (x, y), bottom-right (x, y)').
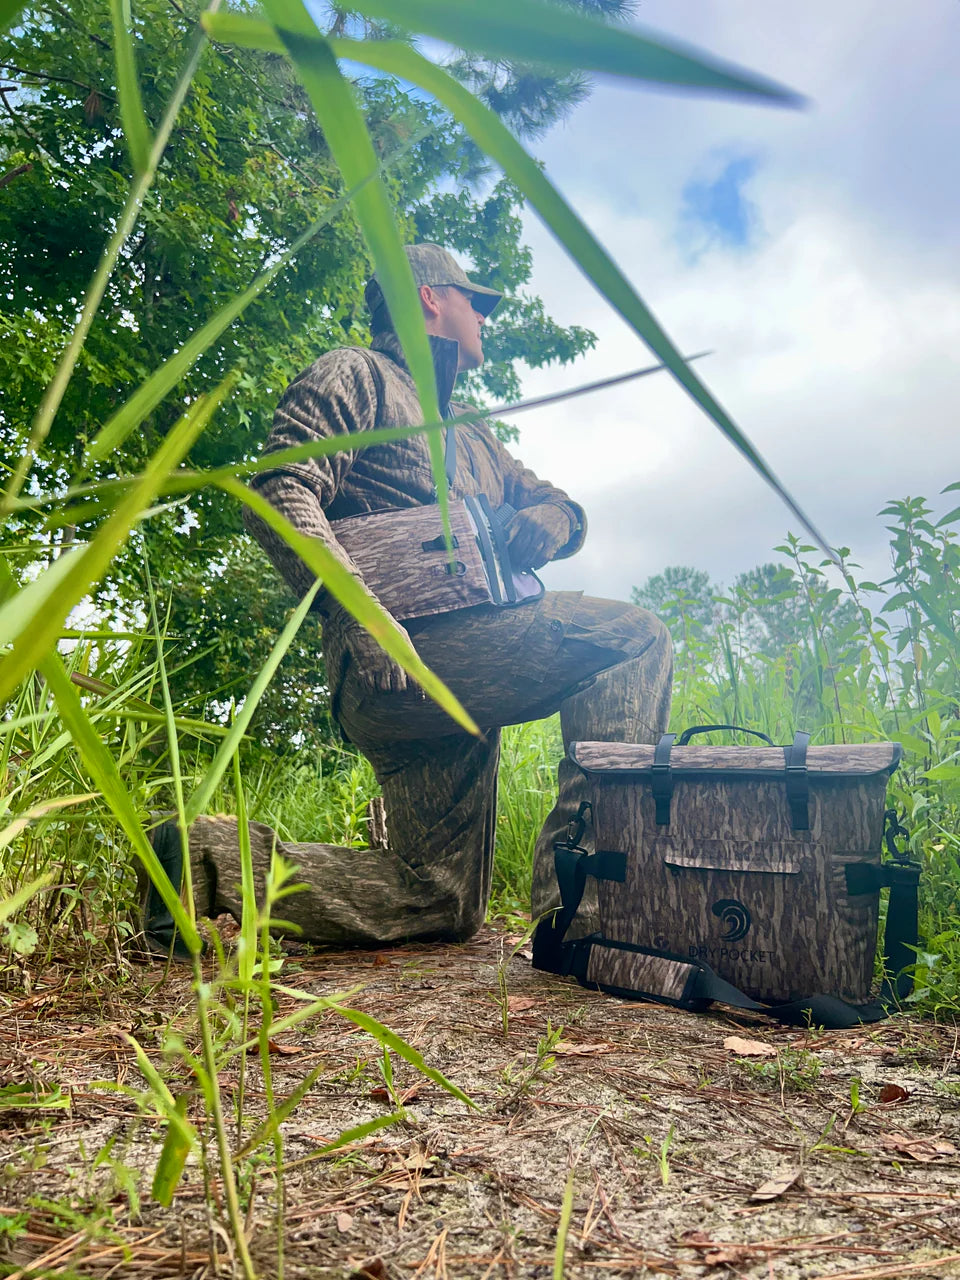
top-left (2, 925), bottom-right (959, 1279)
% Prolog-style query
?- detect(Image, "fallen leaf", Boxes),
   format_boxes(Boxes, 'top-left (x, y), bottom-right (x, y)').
top-left (506, 997), bottom-right (536, 1012)
top-left (723, 1036), bottom-right (776, 1057)
top-left (349, 1259), bottom-right (391, 1280)
top-left (246, 1038), bottom-right (303, 1057)
top-left (403, 1151), bottom-right (436, 1171)
top-left (749, 1168), bottom-right (803, 1202)
top-left (878, 1132), bottom-right (957, 1162)
top-left (679, 1230), bottom-right (712, 1246)
top-left (553, 1041), bottom-right (615, 1056)
top-left (879, 1083), bottom-right (910, 1104)
top-left (336, 1212), bottom-right (353, 1233)
top-left (704, 1245), bottom-right (754, 1267)
top-left (368, 1087), bottom-right (391, 1102)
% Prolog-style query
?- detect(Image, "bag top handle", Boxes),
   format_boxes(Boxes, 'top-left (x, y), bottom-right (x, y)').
top-left (677, 724), bottom-right (775, 747)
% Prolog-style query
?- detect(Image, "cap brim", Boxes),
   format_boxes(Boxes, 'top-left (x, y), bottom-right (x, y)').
top-left (463, 283), bottom-right (503, 318)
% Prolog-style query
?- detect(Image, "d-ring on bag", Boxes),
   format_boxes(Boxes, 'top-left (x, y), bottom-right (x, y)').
top-left (533, 725), bottom-right (921, 1028)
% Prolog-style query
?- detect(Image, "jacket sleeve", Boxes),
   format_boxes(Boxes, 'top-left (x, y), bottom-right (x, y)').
top-left (242, 350), bottom-right (382, 613)
top-left (487, 430), bottom-right (587, 561)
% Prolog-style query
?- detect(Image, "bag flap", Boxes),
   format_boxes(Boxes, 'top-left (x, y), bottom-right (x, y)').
top-left (653, 837), bottom-right (805, 875)
top-left (570, 741), bottom-right (902, 779)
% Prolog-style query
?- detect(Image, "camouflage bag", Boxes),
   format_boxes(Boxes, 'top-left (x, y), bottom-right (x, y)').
top-left (533, 725), bottom-right (921, 1028)
top-left (333, 495), bottom-right (544, 622)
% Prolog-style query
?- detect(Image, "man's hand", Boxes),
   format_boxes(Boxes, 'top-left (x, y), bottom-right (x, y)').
top-left (504, 504), bottom-right (573, 570)
top-left (323, 604), bottom-right (416, 694)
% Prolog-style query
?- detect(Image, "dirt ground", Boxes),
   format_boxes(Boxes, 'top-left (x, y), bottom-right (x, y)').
top-left (2, 924), bottom-right (960, 1280)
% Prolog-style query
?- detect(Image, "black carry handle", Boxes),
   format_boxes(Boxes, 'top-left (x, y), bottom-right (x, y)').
top-left (677, 724), bottom-right (775, 746)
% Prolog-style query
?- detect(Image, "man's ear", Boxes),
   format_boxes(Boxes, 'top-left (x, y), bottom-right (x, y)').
top-left (419, 284), bottom-right (442, 321)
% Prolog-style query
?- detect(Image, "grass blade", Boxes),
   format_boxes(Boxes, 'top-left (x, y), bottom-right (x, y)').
top-left (326, 1001), bottom-right (474, 1108)
top-left (0, 795), bottom-right (97, 854)
top-left (263, 1), bottom-right (455, 554)
top-left (235, 1061), bottom-right (327, 1159)
top-left (218, 476), bottom-right (478, 735)
top-left (344, 0), bottom-right (803, 104)
top-left (110, 0), bottom-right (152, 173)
top-left (183, 578), bottom-right (322, 823)
top-left (0, 873), bottom-right (54, 926)
top-left (151, 1095), bottom-right (193, 1206)
top-left (553, 1165), bottom-right (576, 1279)
top-left (331, 38), bottom-right (835, 561)
top-left (40, 653), bottom-right (203, 953)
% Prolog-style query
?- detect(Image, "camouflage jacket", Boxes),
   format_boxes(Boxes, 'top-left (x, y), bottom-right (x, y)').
top-left (243, 331), bottom-right (587, 611)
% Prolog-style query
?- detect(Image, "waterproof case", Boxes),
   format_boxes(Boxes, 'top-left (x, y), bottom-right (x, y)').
top-left (333, 495), bottom-right (544, 623)
top-left (533, 726), bottom-right (920, 1028)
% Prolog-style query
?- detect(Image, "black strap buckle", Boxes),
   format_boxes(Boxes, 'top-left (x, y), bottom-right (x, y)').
top-left (884, 808), bottom-right (912, 864)
top-left (564, 800), bottom-right (592, 849)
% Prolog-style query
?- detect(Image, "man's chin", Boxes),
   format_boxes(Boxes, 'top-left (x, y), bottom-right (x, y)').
top-left (458, 347), bottom-right (484, 372)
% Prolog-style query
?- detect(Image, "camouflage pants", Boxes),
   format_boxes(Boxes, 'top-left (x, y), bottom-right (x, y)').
top-left (187, 591), bottom-right (672, 947)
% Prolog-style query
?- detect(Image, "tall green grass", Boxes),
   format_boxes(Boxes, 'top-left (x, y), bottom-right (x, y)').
top-left (0, 1), bottom-right (815, 1268)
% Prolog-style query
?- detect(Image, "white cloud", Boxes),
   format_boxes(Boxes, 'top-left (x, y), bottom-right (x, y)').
top-left (499, 3), bottom-right (960, 600)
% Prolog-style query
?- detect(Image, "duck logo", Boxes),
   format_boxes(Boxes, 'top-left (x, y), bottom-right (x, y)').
top-left (712, 899), bottom-right (751, 942)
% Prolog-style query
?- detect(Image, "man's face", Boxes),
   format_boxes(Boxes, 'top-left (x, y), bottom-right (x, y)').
top-left (423, 285), bottom-right (486, 371)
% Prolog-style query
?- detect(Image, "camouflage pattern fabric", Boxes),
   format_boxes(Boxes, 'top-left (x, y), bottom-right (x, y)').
top-left (190, 592), bottom-right (671, 946)
top-left (242, 331), bottom-right (585, 610)
top-left (185, 331), bottom-right (672, 947)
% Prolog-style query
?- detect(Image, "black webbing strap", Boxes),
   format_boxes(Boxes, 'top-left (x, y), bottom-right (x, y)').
top-left (533, 834), bottom-right (921, 1029)
top-left (783, 730), bottom-right (811, 830)
top-left (651, 733), bottom-right (676, 826)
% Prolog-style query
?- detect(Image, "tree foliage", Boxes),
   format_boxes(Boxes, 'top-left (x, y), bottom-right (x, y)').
top-left (0, 0), bottom-right (639, 741)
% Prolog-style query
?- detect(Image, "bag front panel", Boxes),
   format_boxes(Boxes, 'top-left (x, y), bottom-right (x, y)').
top-left (333, 502), bottom-right (493, 620)
top-left (590, 772), bottom-right (886, 1004)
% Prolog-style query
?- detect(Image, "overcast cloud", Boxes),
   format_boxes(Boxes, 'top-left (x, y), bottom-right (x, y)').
top-left (497, 1), bottom-right (960, 599)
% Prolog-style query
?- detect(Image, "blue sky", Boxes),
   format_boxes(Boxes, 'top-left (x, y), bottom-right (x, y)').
top-left (485, 1), bottom-right (960, 598)
top-left (679, 152), bottom-right (761, 254)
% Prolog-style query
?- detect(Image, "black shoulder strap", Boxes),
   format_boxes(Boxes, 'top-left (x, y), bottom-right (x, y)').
top-left (533, 838), bottom-right (920, 1030)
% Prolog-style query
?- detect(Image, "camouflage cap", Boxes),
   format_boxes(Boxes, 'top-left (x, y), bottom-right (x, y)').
top-left (364, 243), bottom-right (503, 319)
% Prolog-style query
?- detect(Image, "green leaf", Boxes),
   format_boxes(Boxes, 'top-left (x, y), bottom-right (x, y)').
top-left (152, 1095), bottom-right (193, 1206)
top-left (110, 0), bottom-right (152, 173)
top-left (0, 0), bottom-right (26, 33)
top-left (4, 920), bottom-right (38, 957)
top-left (218, 476), bottom-right (478, 735)
top-left (344, 0), bottom-right (803, 104)
top-left (326, 1001), bottom-right (474, 1108)
top-left (936, 505), bottom-right (960, 528)
top-left (0, 377), bottom-right (234, 706)
top-left (924, 764), bottom-right (960, 782)
top-left (329, 37), bottom-right (834, 560)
